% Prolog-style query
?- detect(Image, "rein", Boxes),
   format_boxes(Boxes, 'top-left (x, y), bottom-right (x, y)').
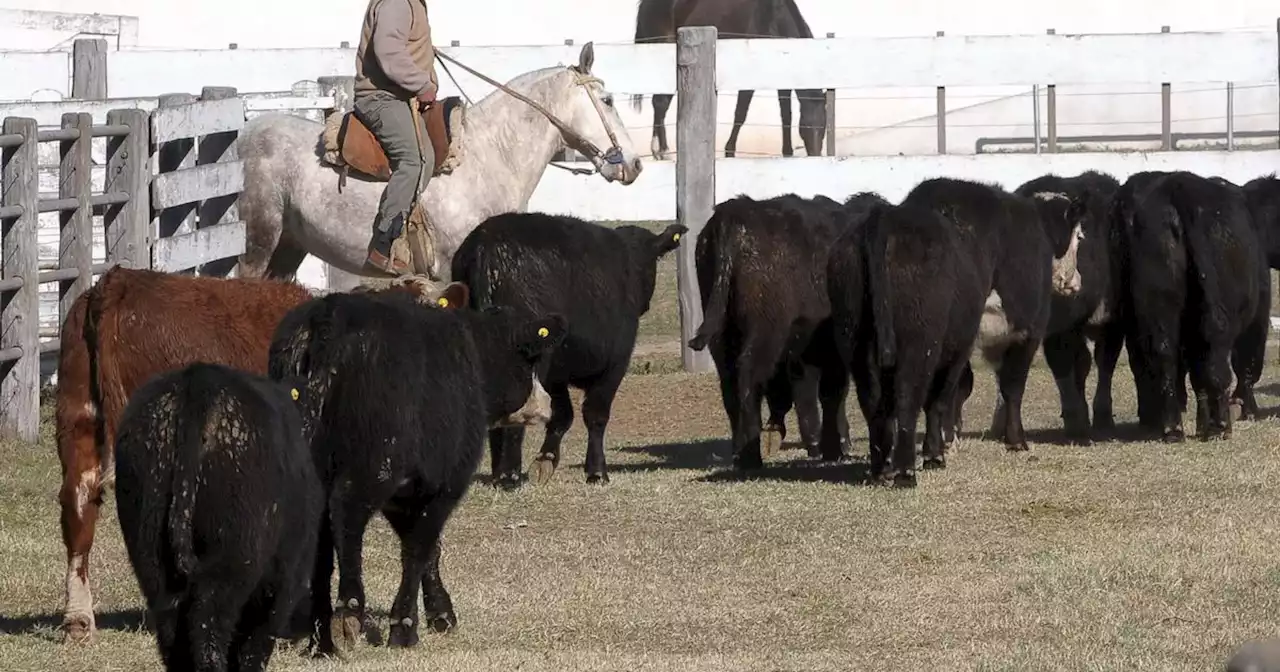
top-left (433, 48), bottom-right (626, 177)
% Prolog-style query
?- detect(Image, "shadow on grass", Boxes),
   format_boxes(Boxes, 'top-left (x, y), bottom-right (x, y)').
top-left (694, 458), bottom-right (872, 486)
top-left (0, 608), bottom-right (146, 641)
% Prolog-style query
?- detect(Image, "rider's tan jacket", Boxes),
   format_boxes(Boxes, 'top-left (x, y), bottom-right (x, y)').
top-left (354, 0), bottom-right (440, 100)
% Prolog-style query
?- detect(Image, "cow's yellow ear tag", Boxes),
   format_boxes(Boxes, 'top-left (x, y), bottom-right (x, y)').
top-left (437, 297), bottom-right (449, 307)
top-left (673, 232), bottom-right (681, 242)
top-left (537, 327), bottom-right (550, 338)
top-left (290, 388), bottom-right (300, 401)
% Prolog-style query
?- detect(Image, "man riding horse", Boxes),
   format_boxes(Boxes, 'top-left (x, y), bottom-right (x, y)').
top-left (354, 0), bottom-right (439, 275)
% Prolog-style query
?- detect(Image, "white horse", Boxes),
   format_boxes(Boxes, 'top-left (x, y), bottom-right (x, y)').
top-left (234, 43), bottom-right (644, 283)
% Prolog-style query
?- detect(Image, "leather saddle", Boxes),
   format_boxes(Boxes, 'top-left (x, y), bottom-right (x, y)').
top-left (322, 95), bottom-right (466, 186)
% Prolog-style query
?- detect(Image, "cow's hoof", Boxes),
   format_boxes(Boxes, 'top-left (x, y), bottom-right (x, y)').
top-left (1162, 429), bottom-right (1185, 444)
top-left (734, 451), bottom-right (763, 471)
top-left (424, 610), bottom-right (456, 633)
top-left (585, 472), bottom-right (610, 485)
top-left (892, 472), bottom-right (918, 488)
top-left (62, 613), bottom-right (94, 644)
top-left (761, 427), bottom-right (783, 460)
top-left (1093, 415), bottom-right (1116, 432)
top-left (805, 442), bottom-right (824, 459)
top-left (922, 456), bottom-right (946, 470)
top-left (532, 455), bottom-right (557, 485)
top-left (331, 608), bottom-right (362, 651)
top-left (387, 620), bottom-right (420, 649)
top-left (1004, 441), bottom-right (1030, 452)
top-left (494, 473), bottom-right (526, 491)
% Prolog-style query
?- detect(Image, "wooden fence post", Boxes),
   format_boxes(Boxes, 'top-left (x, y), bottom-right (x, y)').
top-left (103, 109), bottom-right (152, 269)
top-left (1275, 18), bottom-right (1279, 143)
top-left (196, 86), bottom-right (240, 277)
top-left (155, 93), bottom-right (197, 248)
top-left (1160, 25), bottom-right (1172, 150)
top-left (0, 117), bottom-right (40, 441)
top-left (824, 32), bottom-right (837, 157)
top-left (1046, 28), bottom-right (1057, 153)
top-left (675, 25), bottom-right (716, 374)
top-left (72, 38), bottom-right (109, 100)
top-left (58, 112), bottom-right (94, 329)
top-left (936, 30), bottom-right (947, 154)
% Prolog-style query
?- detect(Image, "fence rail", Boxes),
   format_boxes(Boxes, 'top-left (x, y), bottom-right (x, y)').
top-left (0, 92), bottom-right (246, 441)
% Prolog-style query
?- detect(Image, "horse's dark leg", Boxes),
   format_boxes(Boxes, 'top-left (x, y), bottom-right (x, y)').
top-left (724, 90), bottom-right (754, 159)
top-left (651, 93), bottom-right (673, 160)
top-left (777, 90), bottom-right (794, 157)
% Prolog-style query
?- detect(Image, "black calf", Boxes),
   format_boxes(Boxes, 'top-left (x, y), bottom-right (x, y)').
top-left (1114, 170), bottom-right (1263, 441)
top-left (114, 362), bottom-right (322, 672)
top-left (450, 212), bottom-right (686, 487)
top-left (828, 200), bottom-right (984, 487)
top-left (689, 193), bottom-right (860, 470)
top-left (269, 291), bottom-right (566, 652)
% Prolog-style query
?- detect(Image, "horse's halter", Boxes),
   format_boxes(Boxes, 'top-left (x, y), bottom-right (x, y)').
top-left (433, 49), bottom-right (628, 177)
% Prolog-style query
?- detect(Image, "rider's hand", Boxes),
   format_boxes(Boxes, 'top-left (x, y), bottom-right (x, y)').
top-left (416, 85), bottom-right (437, 107)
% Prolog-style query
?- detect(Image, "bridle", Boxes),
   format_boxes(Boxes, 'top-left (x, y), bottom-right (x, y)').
top-left (433, 48), bottom-right (628, 177)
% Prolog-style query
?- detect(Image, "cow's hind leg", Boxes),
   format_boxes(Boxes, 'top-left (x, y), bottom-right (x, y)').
top-left (761, 368), bottom-right (793, 459)
top-left (1044, 329), bottom-right (1093, 444)
top-left (230, 588), bottom-right (281, 672)
top-left (330, 493), bottom-right (382, 649)
top-left (1190, 340), bottom-right (1234, 440)
top-left (1230, 295), bottom-right (1270, 421)
top-left (532, 382), bottom-right (573, 485)
top-left (582, 368), bottom-right (626, 484)
top-left (816, 363), bottom-right (851, 462)
top-left (995, 339), bottom-right (1041, 452)
top-left (384, 492), bottom-right (463, 648)
top-left (186, 580), bottom-right (252, 672)
top-left (924, 355), bottom-right (970, 469)
top-left (1090, 321), bottom-right (1125, 433)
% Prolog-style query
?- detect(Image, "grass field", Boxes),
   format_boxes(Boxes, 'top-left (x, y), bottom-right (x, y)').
top-left (3, 222), bottom-right (1280, 671)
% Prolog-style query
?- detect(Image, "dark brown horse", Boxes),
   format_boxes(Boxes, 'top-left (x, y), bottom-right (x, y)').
top-left (631, 0), bottom-right (827, 160)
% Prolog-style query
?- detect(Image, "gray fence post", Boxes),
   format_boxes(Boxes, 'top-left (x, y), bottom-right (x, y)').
top-left (675, 26), bottom-right (717, 374)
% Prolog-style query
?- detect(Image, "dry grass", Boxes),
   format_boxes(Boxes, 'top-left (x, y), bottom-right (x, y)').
top-left (3, 222), bottom-right (1280, 671)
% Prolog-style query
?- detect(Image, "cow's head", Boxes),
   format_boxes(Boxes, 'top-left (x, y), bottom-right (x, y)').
top-left (463, 307), bottom-right (568, 427)
top-left (1030, 191), bottom-right (1089, 297)
top-left (613, 223), bottom-right (688, 313)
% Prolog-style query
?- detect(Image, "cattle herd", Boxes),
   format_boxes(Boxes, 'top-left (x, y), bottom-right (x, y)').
top-left (45, 168), bottom-right (1280, 670)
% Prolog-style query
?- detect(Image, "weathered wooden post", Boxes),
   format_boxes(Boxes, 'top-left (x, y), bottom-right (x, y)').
top-left (675, 25), bottom-right (716, 374)
top-left (71, 38), bottom-right (109, 100)
top-left (58, 112), bottom-right (94, 327)
top-left (155, 93), bottom-right (197, 246)
top-left (824, 32), bottom-right (837, 156)
top-left (1046, 28), bottom-right (1057, 152)
top-left (0, 117), bottom-right (40, 441)
top-left (103, 109), bottom-right (152, 269)
top-left (935, 30), bottom-right (947, 154)
top-left (1160, 25), bottom-right (1172, 150)
top-left (197, 86), bottom-right (241, 277)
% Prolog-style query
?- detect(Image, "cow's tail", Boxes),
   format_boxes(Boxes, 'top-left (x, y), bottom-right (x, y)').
top-left (688, 210), bottom-right (741, 351)
top-left (168, 367), bottom-right (212, 577)
top-left (81, 279), bottom-right (110, 470)
top-left (1169, 180), bottom-right (1228, 330)
top-left (864, 206), bottom-right (896, 367)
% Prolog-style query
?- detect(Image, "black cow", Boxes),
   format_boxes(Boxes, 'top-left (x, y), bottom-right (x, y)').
top-left (828, 199), bottom-right (984, 486)
top-left (902, 177), bottom-right (1085, 452)
top-left (1113, 170), bottom-right (1263, 441)
top-left (113, 362), bottom-right (322, 672)
top-left (689, 192), bottom-right (868, 470)
top-left (1013, 170), bottom-right (1125, 442)
top-left (268, 289), bottom-right (566, 653)
top-left (1243, 173), bottom-right (1280, 269)
top-left (450, 212), bottom-right (686, 487)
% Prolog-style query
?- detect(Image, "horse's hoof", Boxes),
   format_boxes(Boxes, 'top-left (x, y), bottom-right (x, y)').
top-left (532, 454), bottom-right (557, 485)
top-left (62, 613), bottom-right (95, 645)
top-left (760, 427), bottom-right (783, 460)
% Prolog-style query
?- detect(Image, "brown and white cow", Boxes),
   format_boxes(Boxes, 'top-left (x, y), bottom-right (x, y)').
top-left (54, 266), bottom-right (456, 642)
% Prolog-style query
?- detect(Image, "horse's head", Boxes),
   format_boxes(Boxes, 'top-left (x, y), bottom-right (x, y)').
top-left (560, 42), bottom-right (644, 185)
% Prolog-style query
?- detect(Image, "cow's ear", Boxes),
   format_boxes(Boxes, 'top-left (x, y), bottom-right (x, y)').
top-left (434, 281), bottom-right (470, 310)
top-left (652, 224), bottom-right (689, 256)
top-left (518, 313), bottom-right (568, 358)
